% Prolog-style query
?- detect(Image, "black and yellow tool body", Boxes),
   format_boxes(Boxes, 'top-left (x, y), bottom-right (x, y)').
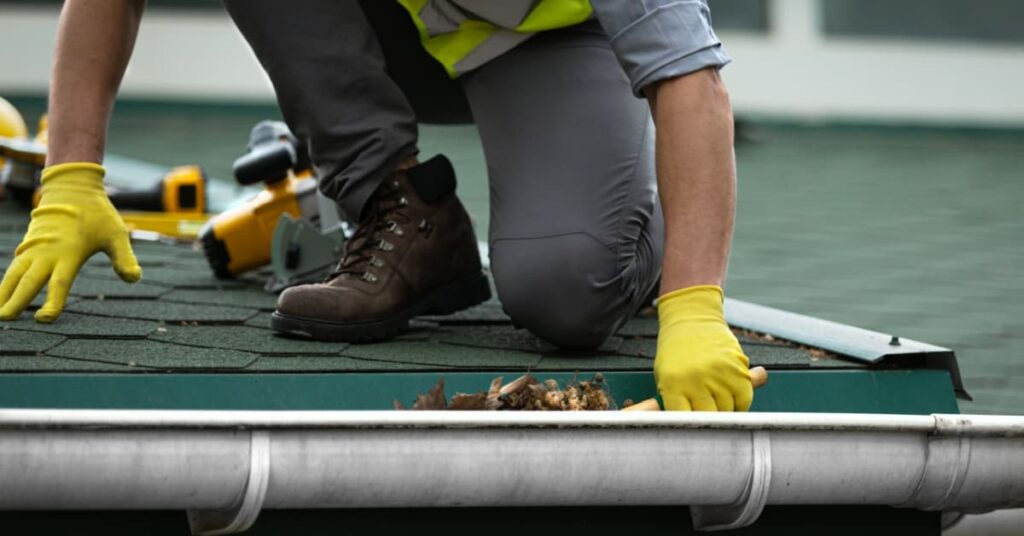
top-left (201, 170), bottom-right (315, 278)
top-left (0, 99), bottom-right (210, 240)
top-left (199, 120), bottom-right (327, 280)
top-left (0, 140), bottom-right (212, 240)
top-left (109, 165), bottom-right (211, 239)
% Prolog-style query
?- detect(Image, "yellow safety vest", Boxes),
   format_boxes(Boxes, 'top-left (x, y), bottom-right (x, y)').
top-left (397, 0), bottom-right (592, 77)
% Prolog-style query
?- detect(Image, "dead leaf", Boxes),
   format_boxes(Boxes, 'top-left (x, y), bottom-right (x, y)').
top-left (412, 377), bottom-right (447, 410)
top-left (396, 373), bottom-right (613, 412)
top-left (485, 376), bottom-right (504, 410)
top-left (449, 392), bottom-right (487, 410)
top-left (499, 374), bottom-right (535, 397)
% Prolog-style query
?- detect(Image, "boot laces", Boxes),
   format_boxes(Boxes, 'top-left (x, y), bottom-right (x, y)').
top-left (327, 180), bottom-right (410, 282)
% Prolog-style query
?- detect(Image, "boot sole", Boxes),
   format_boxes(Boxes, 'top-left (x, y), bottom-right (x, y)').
top-left (270, 272), bottom-right (492, 342)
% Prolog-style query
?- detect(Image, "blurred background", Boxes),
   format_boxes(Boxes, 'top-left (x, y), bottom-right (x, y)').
top-left (0, 0), bottom-right (1021, 418)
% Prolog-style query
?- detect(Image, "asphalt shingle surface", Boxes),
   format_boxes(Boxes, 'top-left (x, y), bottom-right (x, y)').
top-left (151, 325), bottom-right (345, 356)
top-left (4, 312), bottom-right (160, 338)
top-left (0, 329), bottom-right (65, 355)
top-left (65, 299), bottom-right (257, 324)
top-left (47, 339), bottom-right (258, 371)
top-left (0, 355), bottom-right (137, 372)
top-left (79, 264), bottom-right (247, 289)
top-left (0, 199), bottom-right (840, 374)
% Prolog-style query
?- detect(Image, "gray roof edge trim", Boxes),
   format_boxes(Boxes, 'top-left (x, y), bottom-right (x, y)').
top-left (724, 298), bottom-right (969, 400)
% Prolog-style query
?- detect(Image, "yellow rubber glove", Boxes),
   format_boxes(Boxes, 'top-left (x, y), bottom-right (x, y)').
top-left (0, 162), bottom-right (141, 322)
top-left (655, 285), bottom-right (753, 411)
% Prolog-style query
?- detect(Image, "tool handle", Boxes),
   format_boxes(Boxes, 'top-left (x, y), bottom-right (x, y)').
top-left (750, 366), bottom-right (768, 388)
top-left (621, 366), bottom-right (768, 412)
top-left (108, 180), bottom-right (165, 212)
top-left (233, 142), bottom-right (295, 185)
top-left (621, 398), bottom-right (662, 412)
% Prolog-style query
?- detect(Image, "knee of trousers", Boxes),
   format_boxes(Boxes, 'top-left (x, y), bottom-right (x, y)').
top-left (491, 233), bottom-right (630, 351)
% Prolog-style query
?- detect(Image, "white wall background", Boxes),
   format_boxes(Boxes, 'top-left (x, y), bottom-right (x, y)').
top-left (1, 0), bottom-right (1023, 126)
top-left (0, 5), bottom-right (274, 101)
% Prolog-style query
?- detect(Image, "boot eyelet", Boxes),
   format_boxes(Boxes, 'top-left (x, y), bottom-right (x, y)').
top-left (386, 220), bottom-right (404, 236)
top-left (362, 272), bottom-right (378, 283)
top-left (399, 197), bottom-right (408, 206)
top-left (418, 219), bottom-right (434, 236)
top-left (377, 239), bottom-right (394, 251)
top-left (369, 255), bottom-right (384, 268)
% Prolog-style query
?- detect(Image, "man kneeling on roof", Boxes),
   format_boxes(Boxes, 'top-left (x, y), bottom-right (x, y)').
top-left (0, 0), bottom-right (753, 412)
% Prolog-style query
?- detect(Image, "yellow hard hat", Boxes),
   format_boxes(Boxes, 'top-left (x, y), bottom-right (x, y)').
top-left (0, 97), bottom-right (30, 177)
top-left (0, 97), bottom-right (29, 140)
top-left (35, 114), bottom-right (48, 145)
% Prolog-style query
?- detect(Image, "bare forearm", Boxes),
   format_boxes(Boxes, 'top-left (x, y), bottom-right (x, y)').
top-left (646, 68), bottom-right (736, 294)
top-left (46, 0), bottom-right (145, 166)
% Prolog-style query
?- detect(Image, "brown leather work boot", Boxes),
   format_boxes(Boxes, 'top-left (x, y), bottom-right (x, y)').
top-left (271, 155), bottom-right (490, 341)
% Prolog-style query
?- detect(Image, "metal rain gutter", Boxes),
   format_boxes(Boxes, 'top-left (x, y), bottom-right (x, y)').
top-left (1, 410), bottom-right (1022, 534)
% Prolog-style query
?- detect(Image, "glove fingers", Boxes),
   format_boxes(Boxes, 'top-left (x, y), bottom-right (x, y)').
top-left (661, 393), bottom-right (692, 412)
top-left (690, 390), bottom-right (718, 412)
top-left (712, 388), bottom-right (735, 412)
top-left (106, 234), bottom-right (142, 283)
top-left (734, 382), bottom-right (754, 412)
top-left (0, 261), bottom-right (52, 320)
top-left (0, 256), bottom-right (30, 308)
top-left (35, 261), bottom-right (79, 323)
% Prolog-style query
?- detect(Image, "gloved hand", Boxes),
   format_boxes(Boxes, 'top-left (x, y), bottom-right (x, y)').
top-left (0, 162), bottom-right (141, 322)
top-left (654, 285), bottom-right (753, 411)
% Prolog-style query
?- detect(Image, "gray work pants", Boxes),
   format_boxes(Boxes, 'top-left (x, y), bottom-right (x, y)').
top-left (223, 2), bottom-right (734, 348)
top-left (461, 22), bottom-right (662, 348)
top-left (223, 0), bottom-right (419, 222)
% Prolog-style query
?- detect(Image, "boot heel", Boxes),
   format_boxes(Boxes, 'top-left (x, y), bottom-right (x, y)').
top-left (425, 273), bottom-right (492, 315)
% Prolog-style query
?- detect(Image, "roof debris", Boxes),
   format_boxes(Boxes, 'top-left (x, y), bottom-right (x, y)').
top-left (396, 373), bottom-right (613, 411)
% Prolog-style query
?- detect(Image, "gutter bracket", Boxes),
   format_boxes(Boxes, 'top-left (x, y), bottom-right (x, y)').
top-left (187, 431), bottom-right (271, 535)
top-left (691, 431), bottom-right (772, 531)
top-left (899, 433), bottom-right (972, 510)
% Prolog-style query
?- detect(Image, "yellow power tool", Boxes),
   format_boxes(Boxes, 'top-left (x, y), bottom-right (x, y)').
top-left (109, 165), bottom-right (209, 239)
top-left (199, 120), bottom-right (321, 279)
top-left (0, 129), bottom-right (209, 239)
top-left (0, 98), bottom-right (209, 239)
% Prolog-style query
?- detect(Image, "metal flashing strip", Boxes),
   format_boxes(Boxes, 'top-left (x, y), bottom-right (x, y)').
top-left (725, 298), bottom-right (970, 400)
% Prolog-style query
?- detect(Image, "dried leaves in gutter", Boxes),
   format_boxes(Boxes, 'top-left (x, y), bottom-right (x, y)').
top-left (395, 373), bottom-right (613, 411)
